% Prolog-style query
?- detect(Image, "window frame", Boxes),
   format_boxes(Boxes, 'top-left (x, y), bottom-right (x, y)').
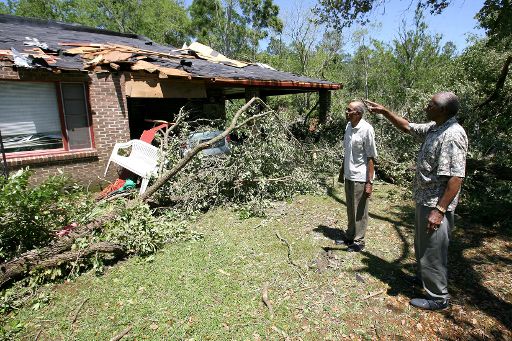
top-left (1, 79), bottom-right (95, 159)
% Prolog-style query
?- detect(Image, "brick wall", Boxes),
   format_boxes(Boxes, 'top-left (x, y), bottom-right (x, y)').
top-left (1, 63), bottom-right (131, 188)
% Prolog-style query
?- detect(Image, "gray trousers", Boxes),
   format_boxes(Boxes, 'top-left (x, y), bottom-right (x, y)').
top-left (415, 204), bottom-right (454, 300)
top-left (344, 180), bottom-right (369, 245)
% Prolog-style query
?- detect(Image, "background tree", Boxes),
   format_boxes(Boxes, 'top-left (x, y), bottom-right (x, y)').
top-left (188, 0), bottom-right (282, 60)
top-left (3, 0), bottom-right (191, 46)
top-left (313, 0), bottom-right (454, 31)
top-left (476, 0), bottom-right (512, 49)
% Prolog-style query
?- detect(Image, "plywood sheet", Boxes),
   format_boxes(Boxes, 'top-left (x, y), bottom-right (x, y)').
top-left (130, 60), bottom-right (191, 77)
top-left (125, 79), bottom-right (206, 98)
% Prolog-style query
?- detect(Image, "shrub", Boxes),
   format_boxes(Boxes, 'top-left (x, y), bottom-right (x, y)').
top-left (0, 169), bottom-right (93, 261)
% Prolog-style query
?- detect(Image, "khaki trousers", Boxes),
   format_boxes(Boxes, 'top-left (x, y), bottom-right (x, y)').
top-left (344, 179), bottom-right (369, 245)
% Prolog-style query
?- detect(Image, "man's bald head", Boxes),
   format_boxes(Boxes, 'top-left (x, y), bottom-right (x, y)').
top-left (349, 101), bottom-right (366, 115)
top-left (433, 92), bottom-right (459, 117)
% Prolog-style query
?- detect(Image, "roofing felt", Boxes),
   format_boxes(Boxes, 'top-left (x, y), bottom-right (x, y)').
top-left (0, 14), bottom-right (340, 89)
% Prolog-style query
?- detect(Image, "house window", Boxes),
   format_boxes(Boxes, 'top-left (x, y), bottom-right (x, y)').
top-left (60, 83), bottom-right (92, 150)
top-left (0, 81), bottom-right (92, 154)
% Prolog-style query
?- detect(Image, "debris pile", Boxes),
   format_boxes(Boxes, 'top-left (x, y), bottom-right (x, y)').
top-left (2, 36), bottom-right (252, 76)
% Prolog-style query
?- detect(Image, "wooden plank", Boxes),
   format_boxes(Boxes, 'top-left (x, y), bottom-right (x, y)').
top-left (125, 79), bottom-right (207, 98)
top-left (65, 46), bottom-right (103, 54)
top-left (59, 42), bottom-right (104, 47)
top-left (130, 60), bottom-right (191, 77)
top-left (102, 51), bottom-right (133, 63)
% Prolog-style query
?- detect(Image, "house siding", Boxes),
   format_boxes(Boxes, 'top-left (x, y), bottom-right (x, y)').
top-left (0, 63), bottom-right (130, 188)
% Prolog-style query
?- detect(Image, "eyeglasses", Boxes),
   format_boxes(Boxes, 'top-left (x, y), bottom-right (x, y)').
top-left (426, 100), bottom-right (438, 109)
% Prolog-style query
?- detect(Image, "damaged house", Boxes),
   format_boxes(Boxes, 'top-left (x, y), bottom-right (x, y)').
top-left (0, 14), bottom-right (341, 186)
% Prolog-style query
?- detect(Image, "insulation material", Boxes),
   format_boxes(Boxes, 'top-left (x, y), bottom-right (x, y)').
top-left (23, 37), bottom-right (49, 49)
top-left (11, 48), bottom-right (32, 68)
top-left (187, 42), bottom-right (248, 68)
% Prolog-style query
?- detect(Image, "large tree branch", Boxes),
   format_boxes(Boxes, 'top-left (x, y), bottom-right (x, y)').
top-left (477, 54), bottom-right (512, 109)
top-left (466, 158), bottom-right (512, 181)
top-left (0, 213), bottom-right (119, 288)
top-left (139, 97), bottom-right (271, 201)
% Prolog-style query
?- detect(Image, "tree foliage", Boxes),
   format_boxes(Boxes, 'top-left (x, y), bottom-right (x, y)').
top-left (189, 0), bottom-right (282, 59)
top-left (0, 169), bottom-right (94, 261)
top-left (476, 0), bottom-right (512, 49)
top-left (313, 0), bottom-right (453, 30)
top-left (4, 0), bottom-right (191, 46)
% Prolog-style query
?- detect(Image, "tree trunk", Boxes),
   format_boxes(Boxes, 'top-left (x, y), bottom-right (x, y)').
top-left (0, 213), bottom-right (116, 288)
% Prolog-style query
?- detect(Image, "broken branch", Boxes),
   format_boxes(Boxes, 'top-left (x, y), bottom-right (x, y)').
top-left (477, 54), bottom-right (512, 108)
top-left (275, 231), bottom-right (300, 268)
top-left (275, 231), bottom-right (305, 281)
top-left (0, 214), bottom-right (120, 289)
top-left (362, 289), bottom-right (385, 300)
top-left (71, 297), bottom-right (90, 325)
top-left (262, 282), bottom-right (274, 319)
top-left (139, 97), bottom-right (270, 201)
top-left (109, 325), bottom-right (132, 341)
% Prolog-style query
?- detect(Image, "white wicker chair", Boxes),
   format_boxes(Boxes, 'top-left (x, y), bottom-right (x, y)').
top-left (104, 139), bottom-right (160, 194)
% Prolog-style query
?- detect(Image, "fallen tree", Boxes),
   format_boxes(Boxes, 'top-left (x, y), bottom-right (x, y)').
top-left (0, 97), bottom-right (273, 289)
top-left (0, 213), bottom-right (116, 288)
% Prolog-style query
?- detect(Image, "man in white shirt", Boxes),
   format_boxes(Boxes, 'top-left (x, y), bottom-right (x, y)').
top-left (337, 101), bottom-right (378, 252)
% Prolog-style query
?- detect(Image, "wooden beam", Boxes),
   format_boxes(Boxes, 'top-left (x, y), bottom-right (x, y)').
top-left (318, 90), bottom-right (331, 124)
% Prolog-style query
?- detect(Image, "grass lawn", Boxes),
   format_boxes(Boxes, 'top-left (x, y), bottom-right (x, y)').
top-left (2, 182), bottom-right (511, 340)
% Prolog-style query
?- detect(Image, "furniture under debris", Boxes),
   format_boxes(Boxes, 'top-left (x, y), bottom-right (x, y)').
top-left (104, 139), bottom-right (160, 194)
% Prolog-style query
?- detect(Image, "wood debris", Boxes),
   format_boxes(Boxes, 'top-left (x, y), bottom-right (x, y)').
top-left (61, 42), bottom-right (194, 77)
top-left (109, 326), bottom-right (132, 341)
top-left (262, 282), bottom-right (274, 319)
top-left (58, 41), bottom-right (250, 77)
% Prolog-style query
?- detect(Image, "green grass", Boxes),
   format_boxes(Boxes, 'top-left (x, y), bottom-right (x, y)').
top-left (2, 182), bottom-right (511, 340)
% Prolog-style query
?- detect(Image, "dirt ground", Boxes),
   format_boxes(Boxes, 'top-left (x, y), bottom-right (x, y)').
top-left (264, 183), bottom-right (512, 340)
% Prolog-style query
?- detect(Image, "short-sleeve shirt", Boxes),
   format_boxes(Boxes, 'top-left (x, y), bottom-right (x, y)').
top-left (344, 118), bottom-right (378, 182)
top-left (408, 116), bottom-right (468, 211)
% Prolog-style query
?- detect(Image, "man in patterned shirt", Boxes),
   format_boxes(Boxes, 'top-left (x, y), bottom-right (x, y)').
top-left (365, 92), bottom-right (468, 311)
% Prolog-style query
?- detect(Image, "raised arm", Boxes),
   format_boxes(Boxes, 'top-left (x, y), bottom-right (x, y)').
top-left (364, 100), bottom-right (410, 133)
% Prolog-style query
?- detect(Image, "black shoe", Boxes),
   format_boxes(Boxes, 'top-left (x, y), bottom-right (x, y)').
top-left (403, 274), bottom-right (422, 286)
top-left (347, 243), bottom-right (364, 252)
top-left (335, 239), bottom-right (353, 246)
top-left (410, 298), bottom-right (449, 311)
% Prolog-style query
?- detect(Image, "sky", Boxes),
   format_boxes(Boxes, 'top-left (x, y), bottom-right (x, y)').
top-left (273, 0), bottom-right (485, 53)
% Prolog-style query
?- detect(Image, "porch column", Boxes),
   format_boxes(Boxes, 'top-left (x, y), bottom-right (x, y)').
top-left (245, 88), bottom-right (260, 102)
top-left (318, 90), bottom-right (331, 124)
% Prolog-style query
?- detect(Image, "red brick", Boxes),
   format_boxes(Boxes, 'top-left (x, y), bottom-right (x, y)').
top-left (1, 66), bottom-right (130, 186)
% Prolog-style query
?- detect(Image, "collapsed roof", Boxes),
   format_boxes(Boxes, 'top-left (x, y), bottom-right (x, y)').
top-left (0, 14), bottom-right (341, 98)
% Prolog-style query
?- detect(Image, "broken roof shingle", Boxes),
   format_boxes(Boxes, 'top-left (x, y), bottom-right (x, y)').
top-left (0, 14), bottom-right (341, 89)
